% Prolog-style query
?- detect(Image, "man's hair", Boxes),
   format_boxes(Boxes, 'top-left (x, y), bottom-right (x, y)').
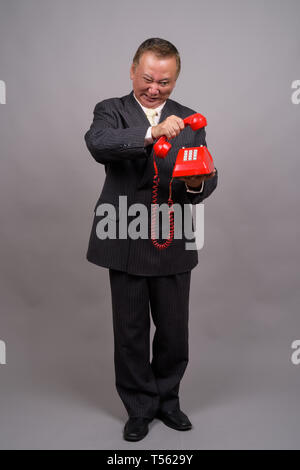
top-left (132, 38), bottom-right (181, 79)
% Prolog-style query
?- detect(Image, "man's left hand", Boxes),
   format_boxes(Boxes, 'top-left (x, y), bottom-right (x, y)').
top-left (178, 169), bottom-right (217, 188)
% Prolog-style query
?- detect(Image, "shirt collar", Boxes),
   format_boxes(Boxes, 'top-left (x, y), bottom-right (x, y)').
top-left (133, 92), bottom-right (166, 115)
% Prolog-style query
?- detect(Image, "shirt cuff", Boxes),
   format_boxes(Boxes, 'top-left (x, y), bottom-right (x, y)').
top-left (144, 126), bottom-right (154, 146)
top-left (185, 181), bottom-right (204, 193)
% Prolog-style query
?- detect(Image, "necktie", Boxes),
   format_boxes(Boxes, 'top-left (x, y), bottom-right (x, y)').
top-left (145, 108), bottom-right (158, 126)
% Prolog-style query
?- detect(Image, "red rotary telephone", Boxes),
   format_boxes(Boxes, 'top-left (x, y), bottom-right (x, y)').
top-left (151, 112), bottom-right (215, 250)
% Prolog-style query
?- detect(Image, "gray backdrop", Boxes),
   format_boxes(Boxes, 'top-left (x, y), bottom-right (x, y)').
top-left (0, 0), bottom-right (299, 450)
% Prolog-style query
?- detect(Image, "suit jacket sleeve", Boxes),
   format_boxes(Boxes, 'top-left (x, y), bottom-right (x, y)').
top-left (84, 101), bottom-right (149, 164)
top-left (185, 126), bottom-right (218, 205)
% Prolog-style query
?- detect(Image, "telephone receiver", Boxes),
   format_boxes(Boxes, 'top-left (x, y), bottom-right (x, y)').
top-left (153, 113), bottom-right (207, 158)
top-left (151, 112), bottom-right (216, 250)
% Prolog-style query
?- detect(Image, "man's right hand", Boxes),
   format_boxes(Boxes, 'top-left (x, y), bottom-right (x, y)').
top-left (151, 115), bottom-right (185, 140)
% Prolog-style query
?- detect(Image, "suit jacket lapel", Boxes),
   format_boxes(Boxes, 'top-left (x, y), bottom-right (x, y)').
top-left (122, 91), bottom-right (178, 190)
top-left (123, 90), bottom-right (151, 127)
top-left (123, 90), bottom-right (172, 127)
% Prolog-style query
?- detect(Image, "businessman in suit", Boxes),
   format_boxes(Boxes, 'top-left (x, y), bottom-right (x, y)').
top-left (84, 38), bottom-right (218, 441)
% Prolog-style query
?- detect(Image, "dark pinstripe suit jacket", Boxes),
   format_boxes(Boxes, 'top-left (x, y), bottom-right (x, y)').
top-left (84, 90), bottom-right (218, 276)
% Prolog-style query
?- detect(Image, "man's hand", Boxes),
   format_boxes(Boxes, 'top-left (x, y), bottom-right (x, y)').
top-left (151, 115), bottom-right (185, 140)
top-left (177, 169), bottom-right (217, 188)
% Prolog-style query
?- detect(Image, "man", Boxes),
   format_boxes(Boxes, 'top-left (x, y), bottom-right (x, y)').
top-left (84, 38), bottom-right (218, 441)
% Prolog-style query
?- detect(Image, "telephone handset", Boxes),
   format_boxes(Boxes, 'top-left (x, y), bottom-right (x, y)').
top-left (151, 112), bottom-right (216, 250)
top-left (153, 113), bottom-right (207, 158)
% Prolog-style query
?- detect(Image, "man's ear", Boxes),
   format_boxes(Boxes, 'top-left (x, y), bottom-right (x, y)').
top-left (130, 63), bottom-right (135, 80)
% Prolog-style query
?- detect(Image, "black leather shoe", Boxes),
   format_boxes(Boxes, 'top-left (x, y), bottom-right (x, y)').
top-left (123, 417), bottom-right (152, 441)
top-left (156, 409), bottom-right (192, 431)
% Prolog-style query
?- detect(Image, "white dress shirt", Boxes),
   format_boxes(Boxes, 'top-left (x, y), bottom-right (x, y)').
top-left (133, 93), bottom-right (204, 193)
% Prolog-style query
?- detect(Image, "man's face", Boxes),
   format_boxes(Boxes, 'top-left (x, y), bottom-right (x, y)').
top-left (130, 51), bottom-right (178, 108)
